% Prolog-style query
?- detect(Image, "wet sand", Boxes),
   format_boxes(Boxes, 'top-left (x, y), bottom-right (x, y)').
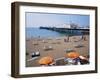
top-left (26, 35), bottom-right (89, 67)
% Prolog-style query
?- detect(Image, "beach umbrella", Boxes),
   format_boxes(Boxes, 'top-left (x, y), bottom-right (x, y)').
top-left (65, 51), bottom-right (80, 59)
top-left (39, 56), bottom-right (53, 65)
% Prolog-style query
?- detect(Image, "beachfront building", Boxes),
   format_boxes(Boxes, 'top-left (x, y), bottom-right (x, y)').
top-left (79, 26), bottom-right (89, 29)
top-left (56, 23), bottom-right (79, 29)
top-left (56, 24), bottom-right (71, 28)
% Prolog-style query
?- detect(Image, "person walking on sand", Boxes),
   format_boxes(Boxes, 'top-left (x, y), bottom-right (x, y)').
top-left (64, 38), bottom-right (67, 42)
top-left (66, 35), bottom-right (70, 42)
top-left (67, 36), bottom-right (70, 42)
top-left (80, 35), bottom-right (86, 41)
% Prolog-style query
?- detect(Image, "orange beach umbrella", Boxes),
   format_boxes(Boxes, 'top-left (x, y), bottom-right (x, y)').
top-left (39, 56), bottom-right (53, 65)
top-left (65, 51), bottom-right (80, 59)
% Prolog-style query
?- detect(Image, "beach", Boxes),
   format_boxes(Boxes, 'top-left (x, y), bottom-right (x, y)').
top-left (26, 35), bottom-right (89, 67)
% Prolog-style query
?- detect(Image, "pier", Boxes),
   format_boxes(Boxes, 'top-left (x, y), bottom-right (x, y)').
top-left (39, 27), bottom-right (89, 34)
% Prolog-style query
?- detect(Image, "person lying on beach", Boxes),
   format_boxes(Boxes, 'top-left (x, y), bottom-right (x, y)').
top-left (43, 46), bottom-right (53, 51)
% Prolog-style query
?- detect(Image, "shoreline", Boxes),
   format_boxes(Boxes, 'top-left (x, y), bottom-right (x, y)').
top-left (26, 34), bottom-right (89, 40)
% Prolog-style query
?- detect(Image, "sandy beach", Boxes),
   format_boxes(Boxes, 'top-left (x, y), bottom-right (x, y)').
top-left (26, 35), bottom-right (89, 67)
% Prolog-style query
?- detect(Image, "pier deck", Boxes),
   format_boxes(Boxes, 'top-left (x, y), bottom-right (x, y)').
top-left (40, 27), bottom-right (89, 34)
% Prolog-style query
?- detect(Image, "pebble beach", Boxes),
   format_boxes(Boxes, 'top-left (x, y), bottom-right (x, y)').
top-left (26, 35), bottom-right (89, 67)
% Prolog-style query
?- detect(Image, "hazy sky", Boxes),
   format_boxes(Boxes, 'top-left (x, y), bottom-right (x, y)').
top-left (26, 12), bottom-right (89, 28)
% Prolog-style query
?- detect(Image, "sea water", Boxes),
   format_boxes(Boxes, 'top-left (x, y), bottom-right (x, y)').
top-left (26, 27), bottom-right (85, 39)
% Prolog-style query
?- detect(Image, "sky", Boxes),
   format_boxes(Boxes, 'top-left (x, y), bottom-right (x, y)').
top-left (26, 12), bottom-right (90, 28)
